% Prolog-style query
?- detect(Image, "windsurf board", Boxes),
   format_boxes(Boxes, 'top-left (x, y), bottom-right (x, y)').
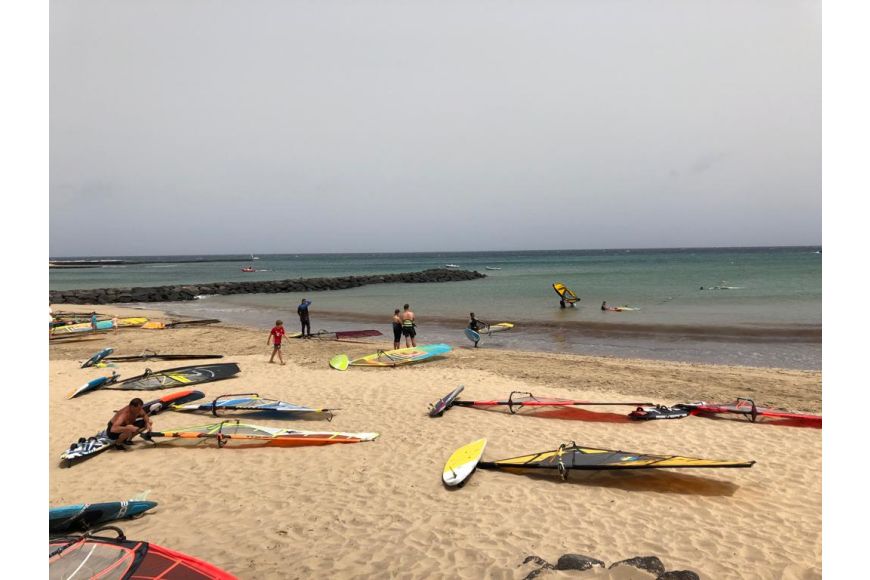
top-left (443, 438), bottom-right (487, 487)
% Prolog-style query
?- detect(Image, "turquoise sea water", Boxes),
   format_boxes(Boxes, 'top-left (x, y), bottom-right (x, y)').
top-left (50, 247), bottom-right (821, 369)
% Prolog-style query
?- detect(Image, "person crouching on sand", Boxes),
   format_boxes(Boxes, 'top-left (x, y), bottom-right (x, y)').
top-left (268, 319), bottom-right (286, 365)
top-left (392, 309), bottom-right (403, 349)
top-left (401, 303), bottom-right (417, 348)
top-left (107, 398), bottom-right (152, 451)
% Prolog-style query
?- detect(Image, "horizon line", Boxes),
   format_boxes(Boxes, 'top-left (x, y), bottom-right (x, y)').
top-left (49, 244), bottom-right (822, 260)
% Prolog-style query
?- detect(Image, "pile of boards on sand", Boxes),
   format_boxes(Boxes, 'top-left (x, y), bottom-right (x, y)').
top-left (50, 317), bottom-right (149, 335)
top-left (54, 329), bottom-right (419, 576)
top-left (61, 360), bottom-right (380, 467)
top-left (55, 355), bottom-right (382, 577)
top-left (49, 316), bottom-right (220, 335)
top-left (49, 499), bottom-right (237, 577)
top-left (429, 385), bottom-right (821, 488)
top-left (429, 386), bottom-right (821, 427)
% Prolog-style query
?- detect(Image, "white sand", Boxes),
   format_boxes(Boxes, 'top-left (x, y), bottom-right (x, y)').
top-left (49, 305), bottom-right (821, 579)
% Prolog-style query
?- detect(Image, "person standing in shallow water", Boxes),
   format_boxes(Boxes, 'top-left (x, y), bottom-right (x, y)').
top-left (297, 299), bottom-right (312, 338)
top-left (401, 303), bottom-right (417, 348)
top-left (392, 309), bottom-right (403, 350)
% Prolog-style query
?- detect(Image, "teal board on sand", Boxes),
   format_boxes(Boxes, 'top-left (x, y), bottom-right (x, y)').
top-left (50, 500), bottom-right (158, 534)
top-left (81, 347), bottom-right (114, 369)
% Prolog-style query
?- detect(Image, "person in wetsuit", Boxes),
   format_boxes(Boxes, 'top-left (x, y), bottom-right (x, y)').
top-left (392, 309), bottom-right (403, 349)
top-left (107, 398), bottom-right (152, 451)
top-left (467, 312), bottom-right (489, 348)
top-left (468, 312), bottom-right (487, 332)
top-left (297, 298), bottom-right (312, 338)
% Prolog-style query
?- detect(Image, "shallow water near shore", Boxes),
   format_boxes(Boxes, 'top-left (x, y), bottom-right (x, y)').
top-left (50, 247), bottom-right (821, 369)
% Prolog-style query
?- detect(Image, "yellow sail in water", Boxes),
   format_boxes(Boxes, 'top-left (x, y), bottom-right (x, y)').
top-left (552, 283), bottom-right (579, 303)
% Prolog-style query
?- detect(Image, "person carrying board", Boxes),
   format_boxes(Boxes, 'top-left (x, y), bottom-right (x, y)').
top-left (468, 312), bottom-right (488, 333)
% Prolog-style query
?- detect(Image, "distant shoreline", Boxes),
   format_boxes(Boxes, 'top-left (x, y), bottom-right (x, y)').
top-left (49, 257), bottom-right (262, 268)
top-left (49, 245), bottom-right (822, 264)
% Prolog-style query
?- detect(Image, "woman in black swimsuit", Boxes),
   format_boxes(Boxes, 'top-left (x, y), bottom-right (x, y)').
top-left (392, 309), bottom-right (403, 349)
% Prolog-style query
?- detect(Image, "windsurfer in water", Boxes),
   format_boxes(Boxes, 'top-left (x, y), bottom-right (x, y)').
top-left (297, 299), bottom-right (312, 338)
top-left (401, 303), bottom-right (417, 348)
top-left (107, 398), bottom-right (152, 450)
top-left (392, 309), bottom-right (403, 349)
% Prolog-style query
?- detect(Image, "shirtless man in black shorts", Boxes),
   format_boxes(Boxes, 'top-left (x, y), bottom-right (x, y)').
top-left (107, 398), bottom-right (152, 450)
top-left (401, 303), bottom-right (417, 348)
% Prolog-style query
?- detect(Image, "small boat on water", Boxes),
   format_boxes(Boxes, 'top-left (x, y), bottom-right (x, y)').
top-left (485, 266), bottom-right (502, 271)
top-left (241, 266), bottom-right (255, 272)
top-left (445, 264), bottom-right (460, 269)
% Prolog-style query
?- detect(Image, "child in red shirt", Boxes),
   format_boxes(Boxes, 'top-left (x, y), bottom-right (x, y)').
top-left (268, 320), bottom-right (287, 365)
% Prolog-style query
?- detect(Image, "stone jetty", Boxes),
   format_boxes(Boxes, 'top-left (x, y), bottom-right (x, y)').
top-left (49, 268), bottom-right (486, 304)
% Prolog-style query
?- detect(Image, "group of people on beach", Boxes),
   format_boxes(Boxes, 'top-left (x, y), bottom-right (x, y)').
top-left (262, 286), bottom-right (632, 365)
top-left (266, 300), bottom-right (420, 363)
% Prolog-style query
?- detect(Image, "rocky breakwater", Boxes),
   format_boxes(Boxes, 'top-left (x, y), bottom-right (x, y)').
top-left (49, 268), bottom-right (486, 305)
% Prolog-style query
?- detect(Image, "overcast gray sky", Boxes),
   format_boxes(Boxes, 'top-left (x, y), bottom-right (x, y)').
top-left (49, 0), bottom-right (820, 256)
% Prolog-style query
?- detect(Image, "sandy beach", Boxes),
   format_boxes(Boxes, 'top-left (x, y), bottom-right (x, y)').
top-left (49, 305), bottom-right (821, 579)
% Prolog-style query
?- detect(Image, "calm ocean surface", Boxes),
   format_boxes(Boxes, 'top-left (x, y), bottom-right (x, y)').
top-left (50, 247), bottom-right (822, 369)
